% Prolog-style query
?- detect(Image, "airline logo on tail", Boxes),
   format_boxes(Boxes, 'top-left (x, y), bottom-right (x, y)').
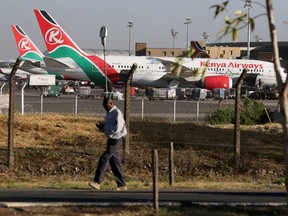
top-left (18, 38), bottom-right (31, 51)
top-left (11, 25), bottom-right (44, 60)
top-left (191, 41), bottom-right (210, 58)
top-left (34, 9), bottom-right (83, 54)
top-left (45, 27), bottom-right (64, 45)
top-left (34, 9), bottom-right (120, 85)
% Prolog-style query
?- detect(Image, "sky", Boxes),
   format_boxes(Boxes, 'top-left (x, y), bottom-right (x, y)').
top-left (0, 0), bottom-right (287, 60)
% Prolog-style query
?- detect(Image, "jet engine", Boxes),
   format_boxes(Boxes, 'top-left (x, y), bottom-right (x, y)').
top-left (203, 75), bottom-right (233, 90)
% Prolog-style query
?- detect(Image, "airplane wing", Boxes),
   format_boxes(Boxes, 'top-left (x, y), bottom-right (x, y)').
top-left (0, 69), bottom-right (8, 81)
top-left (155, 58), bottom-right (198, 80)
top-left (43, 57), bottom-right (74, 69)
top-left (19, 60), bottom-right (48, 75)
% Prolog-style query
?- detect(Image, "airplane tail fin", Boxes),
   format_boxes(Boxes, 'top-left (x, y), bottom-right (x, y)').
top-left (34, 9), bottom-right (85, 58)
top-left (11, 25), bottom-right (44, 61)
top-left (191, 41), bottom-right (210, 58)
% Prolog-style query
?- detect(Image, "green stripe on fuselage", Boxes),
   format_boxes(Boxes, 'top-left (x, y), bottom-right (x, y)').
top-left (50, 47), bottom-right (106, 85)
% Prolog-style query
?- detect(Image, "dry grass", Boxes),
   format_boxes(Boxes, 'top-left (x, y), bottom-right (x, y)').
top-left (0, 114), bottom-right (286, 190)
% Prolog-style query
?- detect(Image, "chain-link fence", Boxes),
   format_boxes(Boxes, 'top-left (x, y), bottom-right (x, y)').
top-left (0, 84), bottom-right (284, 190)
top-left (0, 86), bottom-right (280, 122)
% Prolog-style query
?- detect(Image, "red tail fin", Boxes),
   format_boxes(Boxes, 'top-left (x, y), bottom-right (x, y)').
top-left (34, 9), bottom-right (84, 55)
top-left (191, 41), bottom-right (210, 58)
top-left (11, 25), bottom-right (44, 59)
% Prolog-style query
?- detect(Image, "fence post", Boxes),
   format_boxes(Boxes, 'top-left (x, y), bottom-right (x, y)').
top-left (169, 142), bottom-right (174, 186)
top-left (196, 101), bottom-right (199, 122)
top-left (124, 63), bottom-right (137, 158)
top-left (75, 94), bottom-right (78, 115)
top-left (173, 99), bottom-right (176, 122)
top-left (234, 68), bottom-right (248, 168)
top-left (8, 57), bottom-right (22, 169)
top-left (40, 91), bottom-right (43, 115)
top-left (141, 98), bottom-right (144, 119)
top-left (152, 149), bottom-right (159, 213)
top-left (0, 82), bottom-right (6, 95)
top-left (21, 83), bottom-right (27, 115)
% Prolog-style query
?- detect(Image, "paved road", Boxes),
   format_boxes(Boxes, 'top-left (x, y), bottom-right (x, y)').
top-left (1, 88), bottom-right (278, 122)
top-left (0, 189), bottom-right (286, 207)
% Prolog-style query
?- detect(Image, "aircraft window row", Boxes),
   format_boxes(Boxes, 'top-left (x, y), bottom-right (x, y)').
top-left (113, 65), bottom-right (145, 69)
top-left (188, 67), bottom-right (266, 73)
top-left (251, 69), bottom-right (265, 73)
top-left (158, 66), bottom-right (165, 69)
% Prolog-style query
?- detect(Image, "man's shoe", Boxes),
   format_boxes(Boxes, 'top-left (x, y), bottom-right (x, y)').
top-left (116, 186), bottom-right (127, 191)
top-left (89, 181), bottom-right (100, 190)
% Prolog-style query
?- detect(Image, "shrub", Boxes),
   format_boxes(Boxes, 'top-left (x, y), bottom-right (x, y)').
top-left (205, 108), bottom-right (234, 125)
top-left (205, 99), bottom-right (270, 125)
top-left (240, 99), bottom-right (269, 125)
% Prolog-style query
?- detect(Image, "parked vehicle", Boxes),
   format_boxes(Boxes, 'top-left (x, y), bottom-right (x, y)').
top-left (145, 88), bottom-right (167, 100)
top-left (43, 85), bottom-right (62, 97)
top-left (212, 88), bottom-right (226, 100)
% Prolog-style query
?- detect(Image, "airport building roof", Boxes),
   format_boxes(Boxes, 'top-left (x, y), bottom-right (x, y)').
top-left (43, 49), bottom-right (130, 56)
top-left (82, 49), bottom-right (130, 56)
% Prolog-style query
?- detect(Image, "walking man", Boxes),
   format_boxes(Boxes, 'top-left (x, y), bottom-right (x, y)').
top-left (89, 97), bottom-right (127, 190)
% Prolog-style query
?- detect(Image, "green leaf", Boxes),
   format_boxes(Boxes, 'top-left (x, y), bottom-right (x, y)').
top-left (249, 18), bottom-right (255, 31)
top-left (232, 27), bottom-right (238, 41)
top-left (234, 10), bottom-right (244, 16)
top-left (210, 1), bottom-right (229, 19)
top-left (225, 16), bottom-right (231, 24)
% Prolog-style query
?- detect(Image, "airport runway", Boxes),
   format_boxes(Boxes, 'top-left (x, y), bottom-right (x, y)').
top-left (0, 189), bottom-right (286, 207)
top-left (4, 88), bottom-right (279, 122)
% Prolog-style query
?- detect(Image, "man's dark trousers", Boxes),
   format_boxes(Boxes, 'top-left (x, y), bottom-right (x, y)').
top-left (94, 138), bottom-right (126, 187)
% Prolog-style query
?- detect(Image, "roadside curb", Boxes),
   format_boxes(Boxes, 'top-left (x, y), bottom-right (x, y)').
top-left (1, 201), bottom-right (287, 208)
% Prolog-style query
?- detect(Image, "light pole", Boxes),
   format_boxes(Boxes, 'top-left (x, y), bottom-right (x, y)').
top-left (184, 18), bottom-right (191, 49)
top-left (171, 29), bottom-right (178, 48)
top-left (244, 0), bottom-right (253, 59)
top-left (127, 21), bottom-right (134, 56)
top-left (99, 26), bottom-right (108, 93)
top-left (202, 32), bottom-right (210, 50)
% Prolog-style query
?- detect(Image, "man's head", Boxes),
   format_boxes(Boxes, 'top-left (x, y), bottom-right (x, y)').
top-left (102, 97), bottom-right (114, 111)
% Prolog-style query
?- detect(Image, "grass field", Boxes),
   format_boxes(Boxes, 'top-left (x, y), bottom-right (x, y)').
top-left (0, 114), bottom-right (286, 191)
top-left (0, 114), bottom-right (287, 215)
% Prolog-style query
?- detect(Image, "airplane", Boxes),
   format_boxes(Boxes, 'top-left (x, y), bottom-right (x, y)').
top-left (33, 9), bottom-right (235, 90)
top-left (0, 67), bottom-right (29, 82)
top-left (11, 24), bottom-right (74, 80)
top-left (33, 9), bottom-right (286, 90)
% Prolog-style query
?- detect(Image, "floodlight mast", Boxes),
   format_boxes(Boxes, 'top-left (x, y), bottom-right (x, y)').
top-left (184, 18), bottom-right (191, 49)
top-left (202, 32), bottom-right (210, 50)
top-left (99, 26), bottom-right (108, 93)
top-left (171, 29), bottom-right (178, 48)
top-left (244, 0), bottom-right (253, 59)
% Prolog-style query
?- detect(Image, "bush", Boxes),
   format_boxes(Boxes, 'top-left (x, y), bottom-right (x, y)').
top-left (240, 99), bottom-right (269, 125)
top-left (205, 99), bottom-right (270, 125)
top-left (205, 108), bottom-right (234, 125)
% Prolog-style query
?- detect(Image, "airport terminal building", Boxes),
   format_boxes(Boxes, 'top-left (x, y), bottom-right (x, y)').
top-left (135, 41), bottom-right (288, 61)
